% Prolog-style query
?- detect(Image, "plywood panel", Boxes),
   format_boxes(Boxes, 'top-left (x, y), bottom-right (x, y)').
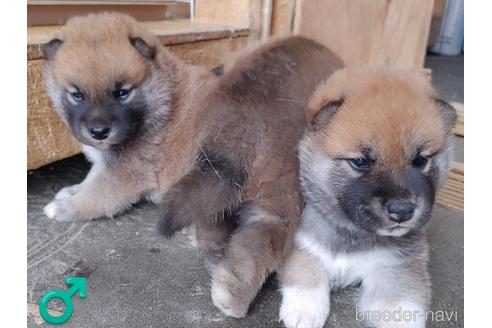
top-left (294, 0), bottom-right (434, 69)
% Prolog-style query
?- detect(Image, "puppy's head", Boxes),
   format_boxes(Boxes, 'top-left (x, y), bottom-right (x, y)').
top-left (42, 13), bottom-right (172, 149)
top-left (301, 68), bottom-right (456, 237)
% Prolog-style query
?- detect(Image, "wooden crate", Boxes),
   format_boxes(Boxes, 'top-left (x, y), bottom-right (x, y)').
top-left (436, 162), bottom-right (464, 213)
top-left (451, 102), bottom-right (464, 137)
top-left (293, 0), bottom-right (434, 70)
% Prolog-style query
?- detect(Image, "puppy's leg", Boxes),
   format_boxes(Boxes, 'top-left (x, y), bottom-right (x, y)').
top-left (53, 156), bottom-right (104, 201)
top-left (157, 168), bottom-right (241, 250)
top-left (44, 163), bottom-right (148, 222)
top-left (357, 257), bottom-right (430, 328)
top-left (210, 200), bottom-right (299, 318)
top-left (185, 220), bottom-right (235, 251)
top-left (279, 246), bottom-right (330, 328)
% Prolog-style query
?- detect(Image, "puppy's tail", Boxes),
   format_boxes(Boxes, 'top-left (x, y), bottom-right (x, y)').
top-left (156, 168), bottom-right (243, 238)
top-left (157, 200), bottom-right (240, 238)
top-left (157, 207), bottom-right (185, 238)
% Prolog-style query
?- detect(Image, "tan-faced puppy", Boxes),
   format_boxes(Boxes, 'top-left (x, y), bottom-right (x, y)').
top-left (42, 13), bottom-right (344, 317)
top-left (279, 68), bottom-right (456, 328)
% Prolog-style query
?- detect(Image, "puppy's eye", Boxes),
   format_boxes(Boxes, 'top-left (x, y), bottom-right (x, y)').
top-left (412, 155), bottom-right (428, 168)
top-left (70, 91), bottom-right (84, 102)
top-left (113, 88), bottom-right (131, 100)
top-left (348, 157), bottom-right (372, 171)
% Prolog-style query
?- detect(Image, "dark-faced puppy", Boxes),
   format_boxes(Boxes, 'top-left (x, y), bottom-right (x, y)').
top-left (42, 13), bottom-right (183, 221)
top-left (279, 68), bottom-right (456, 328)
top-left (41, 13), bottom-right (344, 318)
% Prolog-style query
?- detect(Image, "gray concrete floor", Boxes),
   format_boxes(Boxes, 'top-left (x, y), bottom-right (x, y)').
top-left (425, 54), bottom-right (463, 103)
top-left (27, 55), bottom-right (464, 327)
top-left (425, 54), bottom-right (464, 164)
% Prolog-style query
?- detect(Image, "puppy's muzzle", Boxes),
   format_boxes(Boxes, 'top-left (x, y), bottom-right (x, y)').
top-left (386, 199), bottom-right (416, 223)
top-left (88, 126), bottom-right (111, 140)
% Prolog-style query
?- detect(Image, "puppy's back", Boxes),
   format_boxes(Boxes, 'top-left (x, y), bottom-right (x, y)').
top-left (218, 36), bottom-right (344, 106)
top-left (199, 36), bottom-right (344, 161)
top-left (198, 36), bottom-right (344, 208)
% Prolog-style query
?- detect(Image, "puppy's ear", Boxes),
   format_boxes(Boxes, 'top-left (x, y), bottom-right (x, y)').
top-left (210, 64), bottom-right (224, 76)
top-left (129, 37), bottom-right (156, 59)
top-left (310, 98), bottom-right (344, 131)
top-left (433, 98), bottom-right (457, 132)
top-left (42, 39), bottom-right (63, 60)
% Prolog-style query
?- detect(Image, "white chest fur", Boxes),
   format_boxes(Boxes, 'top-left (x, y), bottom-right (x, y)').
top-left (82, 145), bottom-right (103, 164)
top-left (281, 212), bottom-right (427, 328)
top-left (296, 231), bottom-right (399, 289)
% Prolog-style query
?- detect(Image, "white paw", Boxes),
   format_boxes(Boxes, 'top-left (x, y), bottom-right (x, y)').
top-left (210, 266), bottom-right (249, 318)
top-left (43, 199), bottom-right (77, 222)
top-left (182, 225), bottom-right (199, 248)
top-left (43, 201), bottom-right (59, 219)
top-left (55, 184), bottom-right (81, 200)
top-left (211, 281), bottom-right (240, 318)
top-left (279, 286), bottom-right (330, 328)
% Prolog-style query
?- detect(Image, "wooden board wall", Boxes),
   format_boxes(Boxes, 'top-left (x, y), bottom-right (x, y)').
top-left (451, 102), bottom-right (464, 137)
top-left (28, 3), bottom-right (190, 26)
top-left (271, 0), bottom-right (295, 35)
top-left (293, 0), bottom-right (434, 69)
top-left (195, 0), bottom-right (251, 28)
top-left (436, 162), bottom-right (464, 213)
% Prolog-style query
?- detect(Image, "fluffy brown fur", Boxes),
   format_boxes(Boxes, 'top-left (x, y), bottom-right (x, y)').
top-left (307, 70), bottom-right (452, 170)
top-left (42, 13), bottom-right (344, 317)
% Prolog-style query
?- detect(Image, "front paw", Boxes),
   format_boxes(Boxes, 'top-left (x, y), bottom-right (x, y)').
top-left (54, 184), bottom-right (82, 200)
top-left (210, 265), bottom-right (252, 318)
top-left (279, 286), bottom-right (330, 328)
top-left (43, 199), bottom-right (78, 222)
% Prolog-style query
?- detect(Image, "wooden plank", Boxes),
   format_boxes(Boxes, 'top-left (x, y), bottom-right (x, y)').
top-left (450, 162), bottom-right (464, 174)
top-left (451, 102), bottom-right (464, 137)
top-left (28, 60), bottom-right (81, 170)
top-left (293, 0), bottom-right (434, 69)
top-left (260, 0), bottom-right (273, 40)
top-left (428, 0), bottom-right (446, 46)
top-left (168, 34), bottom-right (250, 69)
top-left (195, 0), bottom-right (251, 29)
top-left (438, 188), bottom-right (462, 201)
top-left (28, 3), bottom-right (190, 26)
top-left (436, 162), bottom-right (464, 213)
top-left (271, 0), bottom-right (296, 35)
top-left (28, 19), bottom-right (250, 60)
top-left (28, 0), bottom-right (176, 5)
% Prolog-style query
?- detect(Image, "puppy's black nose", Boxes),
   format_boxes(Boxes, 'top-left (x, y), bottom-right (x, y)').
top-left (88, 126), bottom-right (110, 140)
top-left (387, 200), bottom-right (416, 223)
